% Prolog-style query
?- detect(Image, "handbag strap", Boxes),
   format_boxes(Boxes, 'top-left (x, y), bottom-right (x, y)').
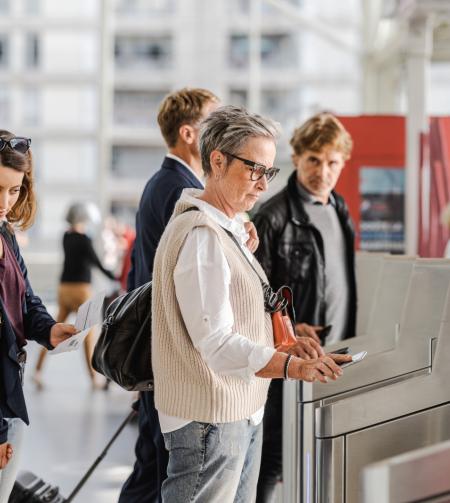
top-left (181, 206), bottom-right (286, 312)
top-left (221, 228), bottom-right (287, 313)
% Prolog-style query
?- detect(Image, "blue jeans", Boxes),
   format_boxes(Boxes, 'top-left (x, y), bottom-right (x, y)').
top-left (162, 420), bottom-right (262, 503)
top-left (0, 418), bottom-right (25, 501)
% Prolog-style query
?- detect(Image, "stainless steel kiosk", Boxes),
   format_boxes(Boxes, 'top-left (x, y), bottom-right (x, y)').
top-left (283, 260), bottom-right (450, 502)
top-left (362, 440), bottom-right (450, 503)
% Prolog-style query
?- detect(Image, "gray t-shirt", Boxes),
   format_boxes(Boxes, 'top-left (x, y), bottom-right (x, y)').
top-left (296, 182), bottom-right (350, 343)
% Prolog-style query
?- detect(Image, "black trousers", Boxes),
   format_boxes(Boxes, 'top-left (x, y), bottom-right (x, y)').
top-left (119, 391), bottom-right (169, 503)
top-left (256, 379), bottom-right (283, 503)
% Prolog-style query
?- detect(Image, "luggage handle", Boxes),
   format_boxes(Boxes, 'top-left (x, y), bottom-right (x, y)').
top-left (65, 408), bottom-right (137, 502)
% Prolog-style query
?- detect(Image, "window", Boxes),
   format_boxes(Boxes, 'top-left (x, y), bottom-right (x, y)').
top-left (0, 87), bottom-right (10, 123)
top-left (0, 36), bottom-right (9, 67)
top-left (113, 90), bottom-right (169, 128)
top-left (228, 0), bottom-right (302, 15)
top-left (229, 35), bottom-right (248, 69)
top-left (23, 87), bottom-right (40, 126)
top-left (115, 0), bottom-right (174, 16)
top-left (229, 89), bottom-right (248, 108)
top-left (24, 0), bottom-right (40, 15)
top-left (25, 33), bottom-right (40, 68)
top-left (112, 146), bottom-right (167, 178)
top-left (115, 36), bottom-right (173, 70)
top-left (261, 89), bottom-right (300, 124)
top-left (261, 34), bottom-right (297, 68)
top-left (0, 0), bottom-right (10, 14)
top-left (229, 34), bottom-right (297, 69)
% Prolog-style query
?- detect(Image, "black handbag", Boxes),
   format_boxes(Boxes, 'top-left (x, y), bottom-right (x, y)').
top-left (92, 208), bottom-right (199, 392)
top-left (92, 281), bottom-right (153, 391)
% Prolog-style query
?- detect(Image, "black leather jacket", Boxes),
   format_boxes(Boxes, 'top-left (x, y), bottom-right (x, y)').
top-left (253, 172), bottom-right (357, 339)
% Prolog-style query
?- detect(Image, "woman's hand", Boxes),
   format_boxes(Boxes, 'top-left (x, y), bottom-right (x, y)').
top-left (244, 221), bottom-right (259, 253)
top-left (0, 442), bottom-right (13, 469)
top-left (50, 323), bottom-right (78, 348)
top-left (295, 323), bottom-right (322, 344)
top-left (284, 336), bottom-right (325, 359)
top-left (289, 353), bottom-right (351, 383)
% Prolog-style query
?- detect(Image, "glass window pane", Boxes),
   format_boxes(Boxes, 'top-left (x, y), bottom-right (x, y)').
top-left (113, 90), bottom-right (169, 128)
top-left (115, 0), bottom-right (175, 15)
top-left (24, 0), bottom-right (40, 15)
top-left (25, 33), bottom-right (40, 67)
top-left (229, 35), bottom-right (248, 69)
top-left (23, 87), bottom-right (40, 126)
top-left (0, 0), bottom-right (10, 14)
top-left (0, 87), bottom-right (10, 124)
top-left (42, 86), bottom-right (97, 129)
top-left (40, 140), bottom-right (98, 183)
top-left (115, 36), bottom-right (173, 71)
top-left (0, 36), bottom-right (9, 67)
top-left (112, 146), bottom-right (166, 178)
top-left (229, 34), bottom-right (298, 69)
top-left (229, 89), bottom-right (248, 108)
top-left (228, 0), bottom-right (302, 15)
top-left (261, 34), bottom-right (297, 68)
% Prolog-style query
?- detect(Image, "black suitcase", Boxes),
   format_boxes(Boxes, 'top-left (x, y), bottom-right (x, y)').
top-left (8, 471), bottom-right (65, 503)
top-left (9, 408), bottom-right (136, 503)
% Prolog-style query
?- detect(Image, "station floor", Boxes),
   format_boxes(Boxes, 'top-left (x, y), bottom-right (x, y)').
top-left (21, 340), bottom-right (137, 503)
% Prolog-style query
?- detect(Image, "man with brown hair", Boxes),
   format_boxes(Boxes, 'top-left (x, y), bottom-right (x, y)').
top-left (120, 87), bottom-right (219, 503)
top-left (253, 112), bottom-right (357, 501)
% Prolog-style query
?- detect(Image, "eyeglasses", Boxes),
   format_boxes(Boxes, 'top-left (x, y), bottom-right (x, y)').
top-left (0, 137), bottom-right (31, 154)
top-left (224, 151), bottom-right (280, 183)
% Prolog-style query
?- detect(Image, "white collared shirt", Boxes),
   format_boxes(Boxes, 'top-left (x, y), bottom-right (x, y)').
top-left (158, 189), bottom-right (276, 433)
top-left (166, 153), bottom-right (204, 186)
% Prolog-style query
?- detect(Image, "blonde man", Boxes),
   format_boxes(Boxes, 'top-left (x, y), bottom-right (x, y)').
top-left (253, 112), bottom-right (356, 501)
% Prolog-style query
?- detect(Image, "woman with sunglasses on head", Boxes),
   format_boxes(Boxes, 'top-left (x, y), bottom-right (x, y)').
top-left (0, 130), bottom-right (77, 500)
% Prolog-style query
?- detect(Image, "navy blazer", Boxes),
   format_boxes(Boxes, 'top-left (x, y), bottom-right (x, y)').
top-left (128, 156), bottom-right (203, 290)
top-left (0, 224), bottom-right (55, 443)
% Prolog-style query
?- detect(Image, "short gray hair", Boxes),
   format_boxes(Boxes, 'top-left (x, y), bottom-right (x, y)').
top-left (199, 105), bottom-right (281, 177)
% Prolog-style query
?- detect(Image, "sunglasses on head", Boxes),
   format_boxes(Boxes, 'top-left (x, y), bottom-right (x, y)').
top-left (0, 137), bottom-right (31, 154)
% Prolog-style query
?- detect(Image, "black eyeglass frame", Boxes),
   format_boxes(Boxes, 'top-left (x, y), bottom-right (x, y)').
top-left (0, 137), bottom-right (32, 154)
top-left (223, 151), bottom-right (280, 182)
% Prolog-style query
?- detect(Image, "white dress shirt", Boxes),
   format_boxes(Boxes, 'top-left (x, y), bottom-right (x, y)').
top-left (165, 153), bottom-right (204, 186)
top-left (158, 189), bottom-right (276, 433)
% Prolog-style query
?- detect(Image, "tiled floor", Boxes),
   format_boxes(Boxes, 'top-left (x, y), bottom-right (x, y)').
top-left (20, 341), bottom-right (138, 503)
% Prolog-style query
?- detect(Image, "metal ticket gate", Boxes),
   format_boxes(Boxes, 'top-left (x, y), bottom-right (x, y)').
top-left (283, 261), bottom-right (450, 502)
top-left (355, 252), bottom-right (389, 336)
top-left (362, 439), bottom-right (450, 503)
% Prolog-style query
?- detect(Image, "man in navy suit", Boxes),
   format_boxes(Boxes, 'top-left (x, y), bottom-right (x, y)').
top-left (119, 88), bottom-right (220, 503)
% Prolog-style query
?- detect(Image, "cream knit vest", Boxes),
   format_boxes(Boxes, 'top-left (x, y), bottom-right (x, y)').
top-left (152, 199), bottom-right (274, 423)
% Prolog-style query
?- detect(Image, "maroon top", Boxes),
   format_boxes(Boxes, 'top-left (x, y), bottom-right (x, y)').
top-left (0, 234), bottom-right (26, 348)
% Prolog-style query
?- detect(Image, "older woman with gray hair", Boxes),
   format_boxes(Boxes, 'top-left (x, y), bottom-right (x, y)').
top-left (151, 106), bottom-right (350, 502)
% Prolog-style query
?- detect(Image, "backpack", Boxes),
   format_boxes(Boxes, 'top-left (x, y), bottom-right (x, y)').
top-left (92, 281), bottom-right (153, 391)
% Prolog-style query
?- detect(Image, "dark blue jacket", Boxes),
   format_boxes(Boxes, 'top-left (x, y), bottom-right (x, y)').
top-left (0, 224), bottom-right (55, 443)
top-left (127, 156), bottom-right (203, 290)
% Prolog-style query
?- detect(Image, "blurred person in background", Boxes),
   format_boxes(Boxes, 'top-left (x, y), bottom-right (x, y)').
top-left (0, 130), bottom-right (76, 500)
top-left (33, 201), bottom-right (116, 390)
top-left (119, 87), bottom-right (220, 503)
top-left (253, 113), bottom-right (357, 501)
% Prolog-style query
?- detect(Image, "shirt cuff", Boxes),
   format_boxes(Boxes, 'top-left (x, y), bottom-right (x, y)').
top-left (247, 345), bottom-right (277, 381)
